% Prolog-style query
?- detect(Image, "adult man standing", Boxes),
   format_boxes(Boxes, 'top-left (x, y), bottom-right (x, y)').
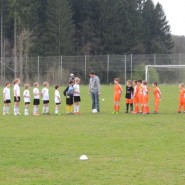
top-left (89, 71), bottom-right (101, 112)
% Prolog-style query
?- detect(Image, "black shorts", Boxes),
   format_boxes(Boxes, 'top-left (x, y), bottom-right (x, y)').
top-left (14, 96), bottom-right (20, 102)
top-left (25, 102), bottom-right (30, 105)
top-left (55, 102), bottom-right (61, 105)
top-left (33, 99), bottom-right (40, 105)
top-left (4, 100), bottom-right (11, 104)
top-left (74, 96), bottom-right (81, 102)
top-left (66, 95), bottom-right (73, 105)
top-left (43, 100), bottom-right (49, 104)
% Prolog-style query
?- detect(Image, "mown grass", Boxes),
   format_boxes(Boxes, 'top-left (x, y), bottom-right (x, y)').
top-left (0, 85), bottom-right (185, 185)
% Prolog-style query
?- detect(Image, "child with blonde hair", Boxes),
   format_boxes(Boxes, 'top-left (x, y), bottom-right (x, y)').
top-left (54, 85), bottom-right (61, 115)
top-left (113, 78), bottom-right (122, 114)
top-left (13, 78), bottom-right (21, 116)
top-left (153, 82), bottom-right (162, 114)
top-left (33, 82), bottom-right (40, 115)
top-left (23, 83), bottom-right (31, 116)
top-left (132, 80), bottom-right (139, 114)
top-left (41, 81), bottom-right (50, 115)
top-left (3, 81), bottom-right (11, 115)
top-left (142, 80), bottom-right (150, 114)
top-left (73, 77), bottom-right (81, 114)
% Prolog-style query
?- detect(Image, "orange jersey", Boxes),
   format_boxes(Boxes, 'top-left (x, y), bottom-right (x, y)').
top-left (153, 87), bottom-right (161, 100)
top-left (138, 85), bottom-right (144, 104)
top-left (142, 85), bottom-right (149, 104)
top-left (114, 84), bottom-right (122, 97)
top-left (179, 89), bottom-right (185, 102)
top-left (138, 85), bottom-right (144, 97)
top-left (133, 86), bottom-right (139, 98)
top-left (133, 85), bottom-right (139, 104)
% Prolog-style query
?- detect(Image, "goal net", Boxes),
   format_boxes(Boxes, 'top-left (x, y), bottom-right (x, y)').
top-left (145, 65), bottom-right (185, 83)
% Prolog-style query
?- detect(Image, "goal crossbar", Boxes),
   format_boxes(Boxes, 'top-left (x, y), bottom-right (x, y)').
top-left (145, 65), bottom-right (185, 81)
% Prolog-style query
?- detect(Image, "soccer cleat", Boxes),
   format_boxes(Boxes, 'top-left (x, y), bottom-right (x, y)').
top-left (33, 113), bottom-right (40, 116)
top-left (125, 111), bottom-right (128, 113)
top-left (55, 113), bottom-right (61, 116)
top-left (178, 111), bottom-right (181, 113)
top-left (74, 112), bottom-right (80, 115)
top-left (132, 111), bottom-right (138, 114)
top-left (17, 112), bottom-right (21, 116)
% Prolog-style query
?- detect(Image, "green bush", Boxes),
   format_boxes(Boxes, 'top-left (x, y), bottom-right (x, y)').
top-left (132, 63), bottom-right (160, 83)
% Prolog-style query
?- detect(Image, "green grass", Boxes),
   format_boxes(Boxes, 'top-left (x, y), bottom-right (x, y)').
top-left (1, 85), bottom-right (185, 185)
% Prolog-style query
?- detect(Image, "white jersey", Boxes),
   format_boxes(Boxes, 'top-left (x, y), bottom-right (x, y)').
top-left (73, 84), bottom-right (80, 96)
top-left (42, 87), bottom-right (49, 101)
top-left (54, 90), bottom-right (61, 103)
top-left (14, 84), bottom-right (20, 96)
top-left (23, 89), bottom-right (31, 103)
top-left (33, 87), bottom-right (40, 99)
top-left (3, 87), bottom-right (11, 100)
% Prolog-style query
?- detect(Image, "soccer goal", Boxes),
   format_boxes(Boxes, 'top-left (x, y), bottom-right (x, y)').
top-left (145, 65), bottom-right (185, 83)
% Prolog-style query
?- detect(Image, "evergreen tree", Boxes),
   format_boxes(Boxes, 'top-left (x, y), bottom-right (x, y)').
top-left (142, 0), bottom-right (173, 53)
top-left (29, 0), bottom-right (75, 56)
top-left (0, 0), bottom-right (174, 56)
top-left (154, 3), bottom-right (173, 53)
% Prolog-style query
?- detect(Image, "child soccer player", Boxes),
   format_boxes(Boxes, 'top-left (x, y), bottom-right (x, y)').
top-left (64, 81), bottom-right (74, 114)
top-left (125, 80), bottom-right (134, 113)
top-left (33, 82), bottom-right (40, 115)
top-left (41, 81), bottom-right (50, 115)
top-left (153, 82), bottom-right (162, 114)
top-left (3, 81), bottom-right (11, 115)
top-left (178, 83), bottom-right (185, 113)
top-left (23, 83), bottom-right (31, 116)
top-left (113, 78), bottom-right (122, 114)
top-left (73, 77), bottom-right (81, 115)
top-left (54, 85), bottom-right (61, 115)
top-left (13, 78), bottom-right (21, 116)
top-left (142, 80), bottom-right (150, 114)
top-left (137, 80), bottom-right (144, 114)
top-left (132, 80), bottom-right (139, 114)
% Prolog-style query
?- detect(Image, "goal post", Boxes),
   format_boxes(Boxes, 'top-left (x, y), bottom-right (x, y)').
top-left (145, 65), bottom-right (185, 82)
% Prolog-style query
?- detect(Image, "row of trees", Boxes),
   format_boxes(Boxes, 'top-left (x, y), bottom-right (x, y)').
top-left (0, 0), bottom-right (173, 57)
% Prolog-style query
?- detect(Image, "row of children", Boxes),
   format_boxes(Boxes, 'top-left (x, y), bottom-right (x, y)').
top-left (3, 77), bottom-right (185, 116)
top-left (3, 77), bottom-right (81, 116)
top-left (113, 79), bottom-right (162, 114)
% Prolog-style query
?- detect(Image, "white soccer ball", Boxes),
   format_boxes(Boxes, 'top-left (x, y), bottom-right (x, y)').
top-left (101, 98), bottom-right (105, 101)
top-left (92, 109), bottom-right (98, 113)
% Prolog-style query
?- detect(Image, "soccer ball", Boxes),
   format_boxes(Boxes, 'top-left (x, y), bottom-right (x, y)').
top-left (92, 109), bottom-right (98, 113)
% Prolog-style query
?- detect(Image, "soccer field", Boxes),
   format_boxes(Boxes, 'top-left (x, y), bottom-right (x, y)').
top-left (1, 85), bottom-right (185, 185)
